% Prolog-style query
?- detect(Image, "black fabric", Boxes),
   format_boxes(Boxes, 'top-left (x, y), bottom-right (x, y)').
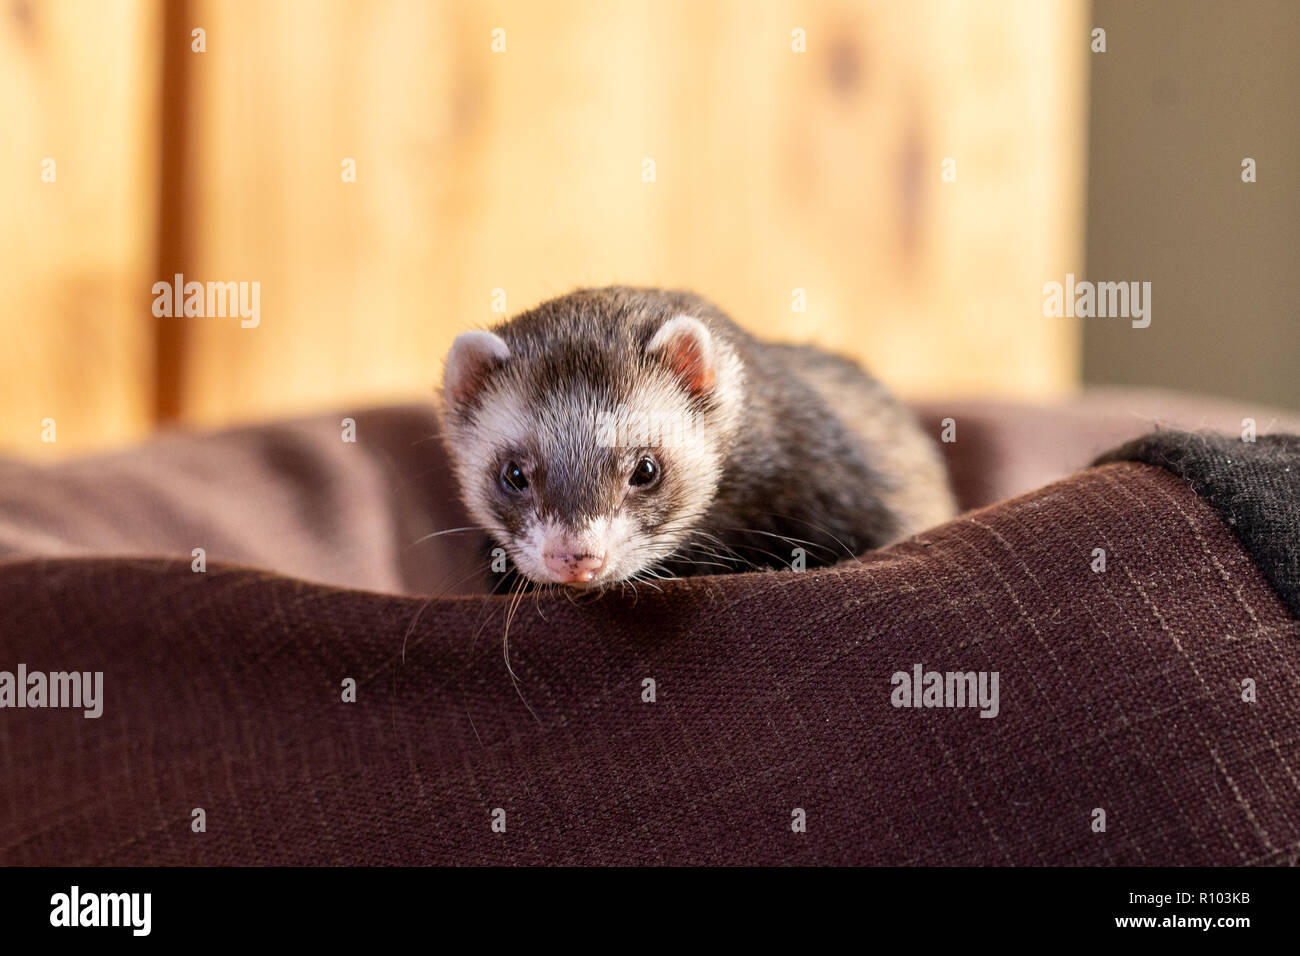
top-left (1097, 430), bottom-right (1300, 618)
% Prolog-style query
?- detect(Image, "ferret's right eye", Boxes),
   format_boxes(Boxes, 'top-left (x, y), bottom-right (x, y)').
top-left (499, 461), bottom-right (529, 493)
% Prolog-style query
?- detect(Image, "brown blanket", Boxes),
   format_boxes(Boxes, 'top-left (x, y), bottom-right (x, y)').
top-left (2, 393), bottom-right (1298, 865)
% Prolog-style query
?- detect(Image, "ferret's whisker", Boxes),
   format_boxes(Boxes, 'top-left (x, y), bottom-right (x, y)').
top-left (391, 556), bottom-right (504, 670)
top-left (704, 525), bottom-right (842, 558)
top-left (679, 531), bottom-right (796, 569)
top-left (501, 574), bottom-right (542, 725)
top-left (469, 565), bottom-right (519, 655)
top-left (752, 511), bottom-right (866, 563)
top-left (404, 525), bottom-right (507, 551)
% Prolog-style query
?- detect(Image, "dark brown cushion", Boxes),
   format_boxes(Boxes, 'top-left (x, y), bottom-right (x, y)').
top-left (1, 394), bottom-right (1297, 864)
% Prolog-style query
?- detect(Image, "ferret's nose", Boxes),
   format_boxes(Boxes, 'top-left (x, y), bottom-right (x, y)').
top-left (543, 551), bottom-right (607, 583)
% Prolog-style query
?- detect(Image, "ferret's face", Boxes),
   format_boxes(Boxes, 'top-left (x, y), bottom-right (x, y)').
top-left (459, 385), bottom-right (721, 586)
top-left (441, 312), bottom-right (742, 587)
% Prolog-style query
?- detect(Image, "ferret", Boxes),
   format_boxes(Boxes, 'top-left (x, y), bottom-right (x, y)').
top-left (439, 287), bottom-right (957, 587)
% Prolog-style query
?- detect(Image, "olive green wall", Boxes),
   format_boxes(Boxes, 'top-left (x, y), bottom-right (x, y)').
top-left (1084, 0), bottom-right (1300, 409)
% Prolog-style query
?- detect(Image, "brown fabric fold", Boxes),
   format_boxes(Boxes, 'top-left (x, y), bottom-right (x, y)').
top-left (3, 459), bottom-right (1297, 865)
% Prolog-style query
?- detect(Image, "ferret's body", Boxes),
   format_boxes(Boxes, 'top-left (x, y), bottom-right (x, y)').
top-left (439, 287), bottom-right (956, 587)
top-left (690, 335), bottom-right (957, 576)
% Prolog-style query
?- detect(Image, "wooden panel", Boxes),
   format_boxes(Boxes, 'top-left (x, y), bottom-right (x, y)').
top-left (175, 0), bottom-right (1087, 431)
top-left (2, 0), bottom-right (1087, 459)
top-left (0, 0), bottom-right (160, 459)
top-left (646, 0), bottom-right (1089, 399)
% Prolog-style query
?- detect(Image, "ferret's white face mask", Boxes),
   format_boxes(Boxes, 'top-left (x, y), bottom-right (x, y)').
top-left (440, 316), bottom-right (742, 586)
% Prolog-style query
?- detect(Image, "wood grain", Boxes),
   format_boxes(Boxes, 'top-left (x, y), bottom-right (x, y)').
top-left (0, 0), bottom-right (161, 459)
top-left (2, 0), bottom-right (1087, 457)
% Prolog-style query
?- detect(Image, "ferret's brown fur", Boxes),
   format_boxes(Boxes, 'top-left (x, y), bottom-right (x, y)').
top-left (440, 287), bottom-right (957, 585)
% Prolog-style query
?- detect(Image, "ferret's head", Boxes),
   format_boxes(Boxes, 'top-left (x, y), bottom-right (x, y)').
top-left (439, 288), bottom-right (745, 587)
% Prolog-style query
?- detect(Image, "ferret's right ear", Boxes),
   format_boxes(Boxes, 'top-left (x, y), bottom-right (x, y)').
top-left (647, 315), bottom-right (716, 397)
top-left (443, 330), bottom-right (511, 407)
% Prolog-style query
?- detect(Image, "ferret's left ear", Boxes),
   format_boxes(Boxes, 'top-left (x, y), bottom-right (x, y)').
top-left (443, 329), bottom-right (511, 407)
top-left (647, 315), bottom-right (716, 397)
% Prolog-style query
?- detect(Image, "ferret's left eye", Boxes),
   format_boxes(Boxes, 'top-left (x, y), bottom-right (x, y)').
top-left (499, 461), bottom-right (529, 493)
top-left (629, 456), bottom-right (660, 488)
